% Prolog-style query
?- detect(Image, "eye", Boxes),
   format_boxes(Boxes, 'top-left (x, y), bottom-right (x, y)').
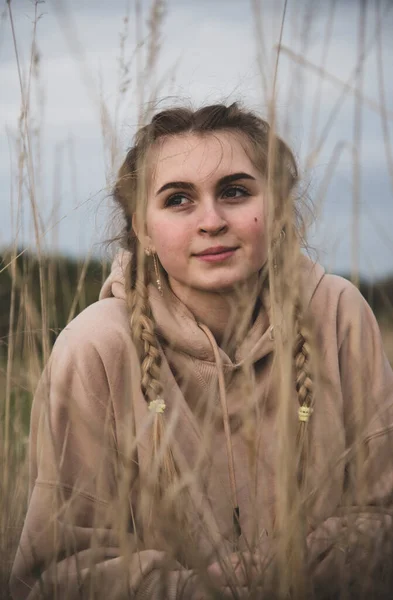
top-left (164, 193), bottom-right (191, 208)
top-left (222, 185), bottom-right (250, 200)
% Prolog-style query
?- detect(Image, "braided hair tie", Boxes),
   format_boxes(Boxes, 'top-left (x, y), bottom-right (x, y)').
top-left (148, 398), bottom-right (166, 414)
top-left (298, 405), bottom-right (313, 422)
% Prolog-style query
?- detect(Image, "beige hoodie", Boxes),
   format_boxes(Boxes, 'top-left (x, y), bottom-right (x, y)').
top-left (10, 252), bottom-right (393, 599)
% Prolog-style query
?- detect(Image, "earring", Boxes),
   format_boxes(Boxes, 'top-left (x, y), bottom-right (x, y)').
top-left (144, 247), bottom-right (163, 295)
top-left (152, 253), bottom-right (163, 296)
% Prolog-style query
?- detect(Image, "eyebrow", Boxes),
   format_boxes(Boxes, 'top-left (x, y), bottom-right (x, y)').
top-left (155, 172), bottom-right (256, 196)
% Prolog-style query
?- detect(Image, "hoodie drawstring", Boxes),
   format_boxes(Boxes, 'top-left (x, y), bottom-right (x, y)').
top-left (198, 323), bottom-right (241, 548)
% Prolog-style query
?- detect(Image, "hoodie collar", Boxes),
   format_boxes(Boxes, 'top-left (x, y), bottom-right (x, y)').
top-left (99, 249), bottom-right (325, 366)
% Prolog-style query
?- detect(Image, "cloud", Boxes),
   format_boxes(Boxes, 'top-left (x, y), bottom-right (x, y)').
top-left (1, 0), bottom-right (392, 278)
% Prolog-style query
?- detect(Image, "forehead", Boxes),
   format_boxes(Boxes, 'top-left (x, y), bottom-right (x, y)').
top-left (150, 131), bottom-right (259, 190)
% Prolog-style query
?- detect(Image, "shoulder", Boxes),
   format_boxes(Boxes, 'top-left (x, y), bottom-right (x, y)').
top-left (311, 272), bottom-right (370, 317)
top-left (50, 297), bottom-right (134, 371)
top-left (311, 272), bottom-right (382, 348)
top-left (300, 255), bottom-right (364, 318)
top-left (311, 271), bottom-right (359, 304)
top-left (62, 297), bottom-right (130, 341)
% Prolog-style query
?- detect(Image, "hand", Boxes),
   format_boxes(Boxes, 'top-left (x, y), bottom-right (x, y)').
top-left (207, 552), bottom-right (264, 588)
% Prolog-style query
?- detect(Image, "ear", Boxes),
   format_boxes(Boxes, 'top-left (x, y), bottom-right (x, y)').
top-left (131, 214), bottom-right (154, 253)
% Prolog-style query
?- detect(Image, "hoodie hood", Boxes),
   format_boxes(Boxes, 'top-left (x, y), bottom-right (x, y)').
top-left (99, 249), bottom-right (325, 366)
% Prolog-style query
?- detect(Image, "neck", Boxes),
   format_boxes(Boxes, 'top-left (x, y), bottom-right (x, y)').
top-left (168, 276), bottom-right (261, 355)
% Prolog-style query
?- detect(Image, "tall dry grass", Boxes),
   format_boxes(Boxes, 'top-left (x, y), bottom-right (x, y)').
top-left (1, 1), bottom-right (393, 599)
top-left (0, 1), bottom-right (167, 595)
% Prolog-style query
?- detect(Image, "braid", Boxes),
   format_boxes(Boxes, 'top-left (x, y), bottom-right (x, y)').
top-left (126, 248), bottom-right (177, 499)
top-left (294, 326), bottom-right (313, 409)
top-left (293, 305), bottom-right (314, 490)
top-left (127, 245), bottom-right (162, 401)
top-left (139, 311), bottom-right (162, 402)
top-left (134, 307), bottom-right (163, 403)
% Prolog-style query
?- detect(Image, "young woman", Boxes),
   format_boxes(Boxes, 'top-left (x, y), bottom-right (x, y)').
top-left (11, 103), bottom-right (393, 599)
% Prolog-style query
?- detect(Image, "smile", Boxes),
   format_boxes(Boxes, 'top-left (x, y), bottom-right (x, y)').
top-left (194, 247), bottom-right (238, 262)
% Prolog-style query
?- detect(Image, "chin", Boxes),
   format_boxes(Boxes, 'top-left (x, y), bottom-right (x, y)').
top-left (194, 276), bottom-right (250, 293)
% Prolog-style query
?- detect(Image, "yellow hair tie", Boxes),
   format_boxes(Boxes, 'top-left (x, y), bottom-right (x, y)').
top-left (148, 398), bottom-right (166, 414)
top-left (298, 405), bottom-right (313, 422)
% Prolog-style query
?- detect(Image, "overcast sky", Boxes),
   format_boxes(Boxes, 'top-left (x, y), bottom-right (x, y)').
top-left (1, 0), bottom-right (393, 280)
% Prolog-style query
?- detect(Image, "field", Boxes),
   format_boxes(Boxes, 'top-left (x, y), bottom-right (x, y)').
top-left (1, 252), bottom-right (393, 598)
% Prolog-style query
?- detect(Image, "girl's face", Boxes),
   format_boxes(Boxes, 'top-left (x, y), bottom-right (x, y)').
top-left (143, 131), bottom-right (267, 294)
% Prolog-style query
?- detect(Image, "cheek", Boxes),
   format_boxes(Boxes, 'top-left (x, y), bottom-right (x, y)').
top-left (251, 215), bottom-right (266, 237)
top-left (151, 221), bottom-right (190, 251)
top-left (239, 211), bottom-right (267, 263)
top-left (237, 210), bottom-right (266, 243)
top-left (148, 217), bottom-right (192, 270)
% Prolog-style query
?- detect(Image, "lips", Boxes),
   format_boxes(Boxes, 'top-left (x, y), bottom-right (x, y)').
top-left (193, 246), bottom-right (238, 263)
top-left (195, 246), bottom-right (238, 256)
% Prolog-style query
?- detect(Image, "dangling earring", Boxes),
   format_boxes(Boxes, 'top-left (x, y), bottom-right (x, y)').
top-left (145, 247), bottom-right (163, 296)
top-left (152, 253), bottom-right (163, 296)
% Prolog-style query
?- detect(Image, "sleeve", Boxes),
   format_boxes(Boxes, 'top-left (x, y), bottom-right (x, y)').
top-left (306, 282), bottom-right (393, 599)
top-left (9, 330), bottom-right (202, 600)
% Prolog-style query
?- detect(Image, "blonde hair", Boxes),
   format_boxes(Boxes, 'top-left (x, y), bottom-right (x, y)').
top-left (113, 103), bottom-right (314, 521)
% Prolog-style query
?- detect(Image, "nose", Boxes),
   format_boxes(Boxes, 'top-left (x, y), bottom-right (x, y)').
top-left (198, 201), bottom-right (228, 236)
